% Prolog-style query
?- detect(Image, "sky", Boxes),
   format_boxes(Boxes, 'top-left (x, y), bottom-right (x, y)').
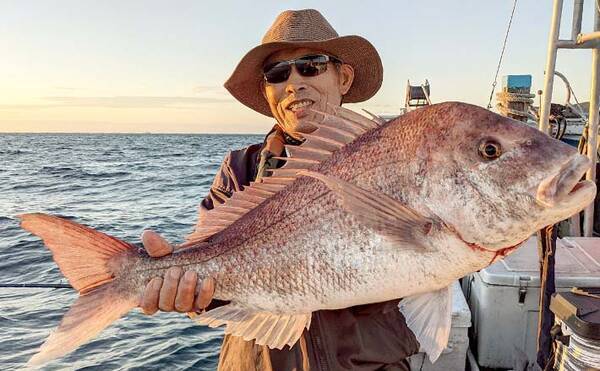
top-left (1, 0), bottom-right (598, 134)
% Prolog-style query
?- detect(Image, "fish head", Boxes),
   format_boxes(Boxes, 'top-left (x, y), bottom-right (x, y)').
top-left (414, 102), bottom-right (596, 250)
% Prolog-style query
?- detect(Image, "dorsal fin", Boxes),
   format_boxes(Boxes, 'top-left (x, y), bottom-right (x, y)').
top-left (185, 106), bottom-right (381, 243)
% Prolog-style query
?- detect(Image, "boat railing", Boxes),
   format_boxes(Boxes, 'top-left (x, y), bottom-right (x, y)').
top-left (539, 0), bottom-right (600, 237)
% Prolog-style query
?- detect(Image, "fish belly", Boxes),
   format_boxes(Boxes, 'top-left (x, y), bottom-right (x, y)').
top-left (204, 224), bottom-right (490, 314)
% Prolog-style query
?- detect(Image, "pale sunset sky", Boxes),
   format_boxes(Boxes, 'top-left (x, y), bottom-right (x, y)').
top-left (1, 1), bottom-right (598, 134)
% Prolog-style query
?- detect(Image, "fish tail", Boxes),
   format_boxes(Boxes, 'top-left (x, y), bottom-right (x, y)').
top-left (19, 213), bottom-right (139, 366)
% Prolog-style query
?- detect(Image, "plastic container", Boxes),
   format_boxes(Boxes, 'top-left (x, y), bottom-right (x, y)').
top-left (408, 281), bottom-right (471, 371)
top-left (502, 74), bottom-right (532, 91)
top-left (462, 236), bottom-right (600, 369)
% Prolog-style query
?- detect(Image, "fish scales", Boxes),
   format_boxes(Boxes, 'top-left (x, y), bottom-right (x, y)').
top-left (121, 106), bottom-right (498, 311)
top-left (121, 112), bottom-right (434, 310)
top-left (18, 102), bottom-right (597, 365)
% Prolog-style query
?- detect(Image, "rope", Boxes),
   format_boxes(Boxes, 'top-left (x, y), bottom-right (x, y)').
top-left (487, 0), bottom-right (519, 109)
top-left (555, 72), bottom-right (594, 156)
top-left (496, 91), bottom-right (535, 103)
top-left (496, 90), bottom-right (536, 121)
top-left (0, 283), bottom-right (73, 289)
top-left (567, 83), bottom-right (587, 120)
top-left (496, 105), bottom-right (538, 121)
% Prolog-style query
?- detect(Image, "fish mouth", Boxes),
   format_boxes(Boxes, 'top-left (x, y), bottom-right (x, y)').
top-left (536, 154), bottom-right (596, 209)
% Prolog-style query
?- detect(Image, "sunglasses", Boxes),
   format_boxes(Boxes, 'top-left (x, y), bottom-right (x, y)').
top-left (263, 54), bottom-right (342, 84)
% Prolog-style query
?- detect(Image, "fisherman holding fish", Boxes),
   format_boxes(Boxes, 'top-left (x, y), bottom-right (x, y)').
top-left (21, 5), bottom-right (597, 368)
top-left (140, 8), bottom-right (421, 370)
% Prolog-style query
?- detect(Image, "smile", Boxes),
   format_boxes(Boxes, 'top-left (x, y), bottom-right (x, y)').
top-left (286, 99), bottom-right (314, 112)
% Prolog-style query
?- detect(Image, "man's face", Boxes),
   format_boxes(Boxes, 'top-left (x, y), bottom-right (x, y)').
top-left (263, 48), bottom-right (354, 140)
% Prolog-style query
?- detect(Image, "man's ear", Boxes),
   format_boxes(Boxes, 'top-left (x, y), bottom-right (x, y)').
top-left (339, 64), bottom-right (355, 96)
top-left (260, 80), bottom-right (268, 100)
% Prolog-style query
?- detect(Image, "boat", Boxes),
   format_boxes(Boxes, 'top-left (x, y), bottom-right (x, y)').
top-left (397, 2), bottom-right (600, 368)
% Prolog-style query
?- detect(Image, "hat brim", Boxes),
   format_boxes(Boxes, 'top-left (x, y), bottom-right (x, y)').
top-left (224, 35), bottom-right (383, 117)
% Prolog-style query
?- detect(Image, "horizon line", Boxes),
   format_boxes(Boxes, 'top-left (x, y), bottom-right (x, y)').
top-left (0, 131), bottom-right (266, 135)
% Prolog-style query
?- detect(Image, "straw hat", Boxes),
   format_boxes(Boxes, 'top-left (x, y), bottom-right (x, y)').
top-left (224, 9), bottom-right (383, 117)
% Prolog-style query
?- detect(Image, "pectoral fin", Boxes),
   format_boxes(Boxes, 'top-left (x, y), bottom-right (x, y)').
top-left (399, 286), bottom-right (452, 363)
top-left (192, 304), bottom-right (311, 350)
top-left (300, 171), bottom-right (434, 246)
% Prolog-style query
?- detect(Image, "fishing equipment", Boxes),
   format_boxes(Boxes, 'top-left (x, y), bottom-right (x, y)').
top-left (486, 0), bottom-right (519, 110)
top-left (0, 283), bottom-right (72, 289)
top-left (463, 237), bottom-right (600, 368)
top-left (536, 2), bottom-right (600, 368)
top-left (550, 289), bottom-right (600, 370)
top-left (405, 80), bottom-right (431, 112)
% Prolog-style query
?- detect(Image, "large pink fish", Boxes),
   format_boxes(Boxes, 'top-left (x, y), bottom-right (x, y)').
top-left (20, 102), bottom-right (596, 365)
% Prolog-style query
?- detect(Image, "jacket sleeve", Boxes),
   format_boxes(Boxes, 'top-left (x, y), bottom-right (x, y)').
top-left (197, 152), bottom-right (236, 226)
top-left (195, 143), bottom-right (262, 229)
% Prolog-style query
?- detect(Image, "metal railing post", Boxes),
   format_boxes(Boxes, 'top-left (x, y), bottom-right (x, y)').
top-left (572, 0), bottom-right (585, 40)
top-left (539, 0), bottom-right (564, 134)
top-left (584, 5), bottom-right (600, 236)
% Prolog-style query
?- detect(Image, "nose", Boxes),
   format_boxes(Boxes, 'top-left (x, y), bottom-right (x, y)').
top-left (285, 67), bottom-right (308, 95)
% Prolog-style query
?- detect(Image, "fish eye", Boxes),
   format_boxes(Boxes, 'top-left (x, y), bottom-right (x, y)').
top-left (479, 140), bottom-right (502, 160)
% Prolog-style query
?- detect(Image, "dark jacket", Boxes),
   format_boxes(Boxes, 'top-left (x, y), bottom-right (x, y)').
top-left (195, 130), bottom-right (420, 371)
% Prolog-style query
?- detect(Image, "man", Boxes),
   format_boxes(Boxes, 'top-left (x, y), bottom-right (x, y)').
top-left (140, 9), bottom-right (420, 370)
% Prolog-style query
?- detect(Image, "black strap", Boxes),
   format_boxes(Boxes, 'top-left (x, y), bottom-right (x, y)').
top-left (536, 224), bottom-right (557, 369)
top-left (282, 131), bottom-right (304, 146)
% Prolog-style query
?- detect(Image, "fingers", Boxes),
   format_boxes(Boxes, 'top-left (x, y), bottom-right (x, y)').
top-left (140, 277), bottom-right (163, 315)
top-left (158, 267), bottom-right (183, 311)
top-left (195, 277), bottom-right (215, 311)
top-left (174, 271), bottom-right (198, 312)
top-left (142, 230), bottom-right (173, 258)
top-left (140, 270), bottom-right (214, 316)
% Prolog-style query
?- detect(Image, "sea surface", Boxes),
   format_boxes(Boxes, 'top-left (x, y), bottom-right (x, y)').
top-left (0, 133), bottom-right (264, 370)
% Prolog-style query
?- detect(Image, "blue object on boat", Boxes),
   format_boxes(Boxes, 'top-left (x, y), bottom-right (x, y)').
top-left (561, 136), bottom-right (580, 148)
top-left (502, 75), bottom-right (532, 90)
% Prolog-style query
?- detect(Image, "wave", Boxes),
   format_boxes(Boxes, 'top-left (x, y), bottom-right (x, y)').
top-left (38, 166), bottom-right (76, 175)
top-left (80, 170), bottom-right (131, 178)
top-left (35, 167), bottom-right (132, 179)
top-left (0, 133), bottom-right (261, 369)
top-left (0, 149), bottom-right (31, 155)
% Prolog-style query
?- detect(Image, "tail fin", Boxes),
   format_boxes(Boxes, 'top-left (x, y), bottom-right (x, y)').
top-left (19, 213), bottom-right (139, 366)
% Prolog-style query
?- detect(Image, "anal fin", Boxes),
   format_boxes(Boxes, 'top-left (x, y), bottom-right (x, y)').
top-left (398, 285), bottom-right (452, 363)
top-left (191, 304), bottom-right (311, 350)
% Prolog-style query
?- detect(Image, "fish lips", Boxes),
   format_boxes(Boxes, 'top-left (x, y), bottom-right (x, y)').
top-left (536, 154), bottom-right (597, 209)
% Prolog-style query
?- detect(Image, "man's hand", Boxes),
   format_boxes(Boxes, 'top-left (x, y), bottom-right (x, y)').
top-left (139, 230), bottom-right (215, 315)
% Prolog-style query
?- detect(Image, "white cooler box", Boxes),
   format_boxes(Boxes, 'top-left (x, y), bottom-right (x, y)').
top-left (409, 281), bottom-right (471, 371)
top-left (462, 236), bottom-right (600, 369)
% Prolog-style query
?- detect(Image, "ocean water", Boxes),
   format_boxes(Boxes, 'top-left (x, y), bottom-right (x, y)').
top-left (0, 133), bottom-right (264, 370)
